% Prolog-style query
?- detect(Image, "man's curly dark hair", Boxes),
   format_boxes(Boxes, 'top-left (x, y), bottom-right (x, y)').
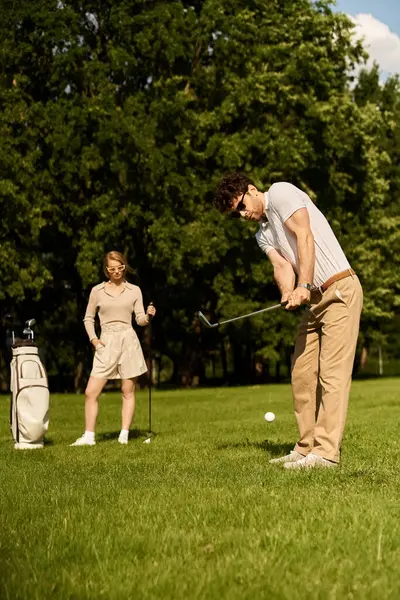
top-left (214, 172), bottom-right (255, 213)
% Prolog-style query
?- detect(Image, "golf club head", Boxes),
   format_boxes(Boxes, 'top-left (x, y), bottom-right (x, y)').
top-left (143, 438), bottom-right (151, 444)
top-left (198, 311), bottom-right (219, 329)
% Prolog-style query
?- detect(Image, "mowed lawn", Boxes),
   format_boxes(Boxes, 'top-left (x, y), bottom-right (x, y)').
top-left (1, 379), bottom-right (400, 600)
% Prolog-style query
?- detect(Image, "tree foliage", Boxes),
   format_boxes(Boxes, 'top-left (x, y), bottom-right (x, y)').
top-left (0, 0), bottom-right (398, 389)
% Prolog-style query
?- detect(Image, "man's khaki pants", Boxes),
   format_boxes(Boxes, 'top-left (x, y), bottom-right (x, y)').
top-left (291, 275), bottom-right (363, 463)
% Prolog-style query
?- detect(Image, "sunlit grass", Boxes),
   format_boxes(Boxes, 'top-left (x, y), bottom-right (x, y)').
top-left (1, 379), bottom-right (400, 599)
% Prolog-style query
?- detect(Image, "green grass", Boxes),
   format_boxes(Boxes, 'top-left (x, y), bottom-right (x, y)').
top-left (1, 379), bottom-right (400, 600)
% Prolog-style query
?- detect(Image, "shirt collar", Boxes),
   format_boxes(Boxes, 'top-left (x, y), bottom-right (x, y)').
top-left (264, 191), bottom-right (269, 215)
top-left (101, 280), bottom-right (132, 295)
top-left (258, 191), bottom-right (269, 228)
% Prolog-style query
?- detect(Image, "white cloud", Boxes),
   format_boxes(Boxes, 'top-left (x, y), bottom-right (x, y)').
top-left (349, 13), bottom-right (400, 75)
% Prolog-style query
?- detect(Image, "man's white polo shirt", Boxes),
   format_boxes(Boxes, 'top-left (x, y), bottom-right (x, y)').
top-left (255, 182), bottom-right (351, 289)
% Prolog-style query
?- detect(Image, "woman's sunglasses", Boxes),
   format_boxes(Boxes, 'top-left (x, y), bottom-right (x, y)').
top-left (106, 265), bottom-right (126, 274)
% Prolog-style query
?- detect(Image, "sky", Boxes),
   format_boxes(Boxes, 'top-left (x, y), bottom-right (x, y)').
top-left (334, 0), bottom-right (400, 77)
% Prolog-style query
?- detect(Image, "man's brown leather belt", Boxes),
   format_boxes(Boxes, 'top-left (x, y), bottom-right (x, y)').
top-left (320, 269), bottom-right (356, 292)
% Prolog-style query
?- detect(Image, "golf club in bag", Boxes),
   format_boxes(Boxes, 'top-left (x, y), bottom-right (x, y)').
top-left (198, 301), bottom-right (288, 329)
top-left (8, 318), bottom-right (50, 450)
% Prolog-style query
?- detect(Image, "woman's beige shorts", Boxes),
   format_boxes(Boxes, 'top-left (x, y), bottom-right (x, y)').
top-left (91, 323), bottom-right (147, 380)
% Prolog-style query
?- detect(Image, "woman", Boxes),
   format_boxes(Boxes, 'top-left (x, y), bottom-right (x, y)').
top-left (71, 251), bottom-right (156, 446)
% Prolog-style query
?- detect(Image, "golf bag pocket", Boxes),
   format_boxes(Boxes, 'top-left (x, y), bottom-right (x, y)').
top-left (10, 344), bottom-right (50, 450)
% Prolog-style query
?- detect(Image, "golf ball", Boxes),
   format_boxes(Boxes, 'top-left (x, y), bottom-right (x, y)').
top-left (264, 412), bottom-right (275, 422)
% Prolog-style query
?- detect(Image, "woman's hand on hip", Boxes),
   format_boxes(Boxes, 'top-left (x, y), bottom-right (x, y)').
top-left (92, 339), bottom-right (105, 349)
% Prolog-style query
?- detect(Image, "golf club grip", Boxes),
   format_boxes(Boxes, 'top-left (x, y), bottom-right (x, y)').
top-left (280, 301), bottom-right (288, 307)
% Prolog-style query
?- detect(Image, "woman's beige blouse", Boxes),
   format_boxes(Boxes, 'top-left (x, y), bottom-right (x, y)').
top-left (83, 281), bottom-right (149, 341)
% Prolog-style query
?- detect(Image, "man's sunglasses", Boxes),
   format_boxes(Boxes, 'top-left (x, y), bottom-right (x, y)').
top-left (232, 191), bottom-right (247, 215)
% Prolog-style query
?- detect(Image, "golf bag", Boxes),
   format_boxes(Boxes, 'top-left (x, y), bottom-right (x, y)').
top-left (10, 341), bottom-right (50, 449)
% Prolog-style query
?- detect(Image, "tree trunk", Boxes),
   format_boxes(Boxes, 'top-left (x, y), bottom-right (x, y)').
top-left (360, 346), bottom-right (368, 369)
top-left (221, 340), bottom-right (228, 381)
top-left (74, 361), bottom-right (84, 393)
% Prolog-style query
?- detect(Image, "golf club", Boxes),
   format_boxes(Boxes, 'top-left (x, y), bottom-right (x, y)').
top-left (198, 301), bottom-right (288, 329)
top-left (144, 304), bottom-right (153, 444)
top-left (23, 319), bottom-right (36, 341)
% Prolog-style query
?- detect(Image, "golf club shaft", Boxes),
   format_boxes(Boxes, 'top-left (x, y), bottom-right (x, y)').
top-left (149, 361), bottom-right (152, 434)
top-left (218, 302), bottom-right (285, 326)
top-left (148, 306), bottom-right (153, 435)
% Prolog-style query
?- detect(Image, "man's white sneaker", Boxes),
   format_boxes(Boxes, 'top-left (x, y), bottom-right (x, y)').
top-left (269, 450), bottom-right (305, 465)
top-left (118, 436), bottom-right (128, 445)
top-left (70, 435), bottom-right (96, 447)
top-left (283, 452), bottom-right (337, 470)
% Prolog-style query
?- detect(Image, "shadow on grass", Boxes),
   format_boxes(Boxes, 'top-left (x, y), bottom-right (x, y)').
top-left (216, 439), bottom-right (293, 456)
top-left (96, 429), bottom-right (151, 442)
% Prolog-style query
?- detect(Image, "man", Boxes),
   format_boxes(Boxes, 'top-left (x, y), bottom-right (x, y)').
top-left (214, 173), bottom-right (363, 469)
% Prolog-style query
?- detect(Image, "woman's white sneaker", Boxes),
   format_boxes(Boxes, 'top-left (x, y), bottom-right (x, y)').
top-left (118, 430), bottom-right (129, 444)
top-left (71, 435), bottom-right (96, 446)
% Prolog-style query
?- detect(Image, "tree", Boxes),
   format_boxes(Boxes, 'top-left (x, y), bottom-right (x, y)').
top-left (1, 1), bottom-right (398, 389)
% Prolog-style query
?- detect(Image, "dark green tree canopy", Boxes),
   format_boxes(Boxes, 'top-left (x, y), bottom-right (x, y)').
top-left (0, 1), bottom-right (398, 389)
